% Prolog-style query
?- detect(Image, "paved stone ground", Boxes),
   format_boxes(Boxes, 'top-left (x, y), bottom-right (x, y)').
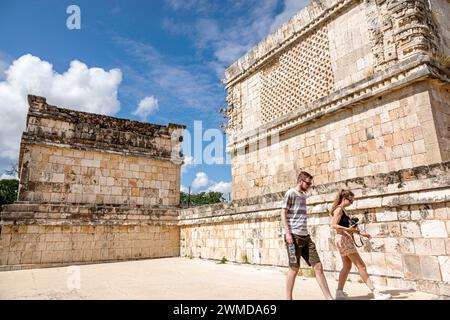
top-left (0, 258), bottom-right (441, 300)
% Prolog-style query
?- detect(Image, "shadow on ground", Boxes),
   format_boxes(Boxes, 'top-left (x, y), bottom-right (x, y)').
top-left (349, 288), bottom-right (415, 300)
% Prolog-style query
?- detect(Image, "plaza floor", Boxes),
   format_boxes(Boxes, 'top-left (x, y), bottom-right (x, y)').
top-left (0, 257), bottom-right (441, 300)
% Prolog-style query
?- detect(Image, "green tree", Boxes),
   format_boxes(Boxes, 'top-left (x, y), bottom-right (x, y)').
top-left (180, 191), bottom-right (225, 207)
top-left (0, 179), bottom-right (19, 210)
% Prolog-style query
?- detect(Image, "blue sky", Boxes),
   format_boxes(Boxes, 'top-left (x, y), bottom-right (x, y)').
top-left (0, 0), bottom-right (308, 196)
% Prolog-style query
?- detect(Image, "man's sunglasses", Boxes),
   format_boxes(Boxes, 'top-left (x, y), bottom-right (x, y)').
top-left (302, 180), bottom-right (312, 186)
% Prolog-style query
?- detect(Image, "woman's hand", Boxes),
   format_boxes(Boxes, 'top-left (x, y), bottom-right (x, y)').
top-left (347, 225), bottom-right (358, 233)
top-left (360, 232), bottom-right (372, 239)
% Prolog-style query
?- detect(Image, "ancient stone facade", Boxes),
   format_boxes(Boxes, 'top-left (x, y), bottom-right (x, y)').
top-left (196, 0), bottom-right (450, 296)
top-left (0, 95), bottom-right (184, 270)
top-left (0, 0), bottom-right (449, 298)
top-left (221, 0), bottom-right (450, 200)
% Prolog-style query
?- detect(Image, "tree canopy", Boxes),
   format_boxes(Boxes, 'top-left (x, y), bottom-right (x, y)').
top-left (180, 191), bottom-right (226, 207)
top-left (0, 179), bottom-right (19, 210)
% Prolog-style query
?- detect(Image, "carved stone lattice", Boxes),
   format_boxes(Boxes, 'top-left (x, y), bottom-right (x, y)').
top-left (259, 25), bottom-right (334, 124)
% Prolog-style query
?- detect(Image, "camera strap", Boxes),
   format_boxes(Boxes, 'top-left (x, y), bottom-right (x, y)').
top-left (351, 233), bottom-right (364, 248)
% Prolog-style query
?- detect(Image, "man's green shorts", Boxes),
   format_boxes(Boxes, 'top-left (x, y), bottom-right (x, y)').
top-left (285, 234), bottom-right (321, 268)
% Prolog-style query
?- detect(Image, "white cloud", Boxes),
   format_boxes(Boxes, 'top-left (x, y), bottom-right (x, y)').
top-left (181, 155), bottom-right (197, 174)
top-left (0, 60), bottom-right (7, 81)
top-left (132, 95), bottom-right (159, 121)
top-left (0, 54), bottom-right (122, 173)
top-left (207, 181), bottom-right (231, 194)
top-left (192, 171), bottom-right (209, 190)
top-left (0, 173), bottom-right (18, 180)
top-left (180, 184), bottom-right (189, 193)
top-left (189, 171), bottom-right (231, 195)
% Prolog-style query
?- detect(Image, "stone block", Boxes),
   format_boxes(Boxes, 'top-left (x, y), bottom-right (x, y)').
top-left (375, 209), bottom-right (398, 222)
top-left (384, 238), bottom-right (399, 253)
top-left (403, 255), bottom-right (422, 280)
top-left (420, 256), bottom-right (442, 281)
top-left (429, 239), bottom-right (446, 256)
top-left (369, 252), bottom-right (387, 276)
top-left (420, 221), bottom-right (447, 238)
top-left (417, 280), bottom-right (440, 296)
top-left (439, 282), bottom-right (450, 297)
top-left (438, 256), bottom-right (450, 282)
top-left (414, 238), bottom-right (432, 255)
top-left (400, 222), bottom-right (422, 238)
top-left (385, 253), bottom-right (403, 277)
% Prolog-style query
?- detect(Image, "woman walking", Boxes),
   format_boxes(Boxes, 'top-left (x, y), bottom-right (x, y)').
top-left (330, 190), bottom-right (391, 300)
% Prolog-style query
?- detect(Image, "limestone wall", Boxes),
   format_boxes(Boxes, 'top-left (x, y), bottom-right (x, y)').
top-left (231, 80), bottom-right (448, 199)
top-left (429, 81), bottom-right (450, 162)
top-left (180, 162), bottom-right (450, 296)
top-left (20, 145), bottom-right (180, 206)
top-left (1, 206), bottom-right (181, 271)
top-left (18, 95), bottom-right (183, 206)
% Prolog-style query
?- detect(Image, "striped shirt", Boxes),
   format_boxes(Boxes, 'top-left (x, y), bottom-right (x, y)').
top-left (281, 188), bottom-right (308, 236)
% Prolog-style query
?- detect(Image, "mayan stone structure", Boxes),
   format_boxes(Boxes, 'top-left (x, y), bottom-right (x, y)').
top-left (0, 95), bottom-right (185, 270)
top-left (181, 0), bottom-right (450, 296)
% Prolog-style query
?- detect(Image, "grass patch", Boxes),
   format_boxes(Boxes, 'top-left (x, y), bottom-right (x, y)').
top-left (298, 268), bottom-right (315, 277)
top-left (219, 256), bottom-right (228, 264)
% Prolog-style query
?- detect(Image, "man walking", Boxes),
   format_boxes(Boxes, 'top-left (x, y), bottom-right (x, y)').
top-left (281, 171), bottom-right (334, 300)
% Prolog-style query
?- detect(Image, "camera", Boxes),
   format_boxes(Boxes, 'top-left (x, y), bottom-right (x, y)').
top-left (349, 217), bottom-right (359, 227)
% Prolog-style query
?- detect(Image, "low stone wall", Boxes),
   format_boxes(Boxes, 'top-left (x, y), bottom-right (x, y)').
top-left (0, 203), bottom-right (179, 271)
top-left (179, 162), bottom-right (450, 296)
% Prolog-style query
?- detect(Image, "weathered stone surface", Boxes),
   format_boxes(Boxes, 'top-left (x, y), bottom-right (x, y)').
top-left (403, 255), bottom-right (422, 280)
top-left (438, 256), bottom-right (450, 282)
top-left (420, 220), bottom-right (448, 238)
top-left (420, 256), bottom-right (442, 281)
top-left (401, 222), bottom-right (422, 238)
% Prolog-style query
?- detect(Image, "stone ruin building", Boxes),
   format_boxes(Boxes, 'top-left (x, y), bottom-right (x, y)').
top-left (1, 95), bottom-right (185, 267)
top-left (1, 0), bottom-right (450, 297)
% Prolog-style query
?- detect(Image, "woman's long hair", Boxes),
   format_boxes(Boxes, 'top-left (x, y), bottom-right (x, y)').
top-left (329, 189), bottom-right (354, 216)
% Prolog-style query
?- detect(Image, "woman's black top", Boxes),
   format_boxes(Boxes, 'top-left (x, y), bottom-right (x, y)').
top-left (337, 206), bottom-right (350, 227)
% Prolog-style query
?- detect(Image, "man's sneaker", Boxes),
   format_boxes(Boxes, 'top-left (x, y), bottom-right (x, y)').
top-left (373, 290), bottom-right (391, 300)
top-left (336, 290), bottom-right (349, 300)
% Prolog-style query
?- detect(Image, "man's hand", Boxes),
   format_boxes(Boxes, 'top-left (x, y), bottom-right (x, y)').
top-left (285, 232), bottom-right (293, 244)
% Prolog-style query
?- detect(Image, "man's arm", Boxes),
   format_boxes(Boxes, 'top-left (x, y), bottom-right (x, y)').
top-left (281, 208), bottom-right (293, 244)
